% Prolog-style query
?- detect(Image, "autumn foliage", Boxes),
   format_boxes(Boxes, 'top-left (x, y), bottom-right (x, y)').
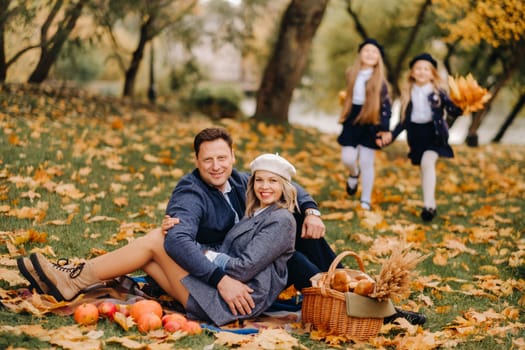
top-left (433, 0), bottom-right (525, 47)
top-left (0, 85), bottom-right (524, 349)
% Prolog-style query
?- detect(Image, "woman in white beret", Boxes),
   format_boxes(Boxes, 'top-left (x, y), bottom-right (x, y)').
top-left (19, 153), bottom-right (299, 326)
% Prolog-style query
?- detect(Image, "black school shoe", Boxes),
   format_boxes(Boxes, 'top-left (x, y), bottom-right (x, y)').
top-left (420, 207), bottom-right (437, 222)
top-left (345, 172), bottom-right (360, 196)
top-left (384, 307), bottom-right (426, 325)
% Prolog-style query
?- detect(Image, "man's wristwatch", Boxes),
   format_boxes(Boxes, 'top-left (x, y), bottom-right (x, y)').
top-left (305, 208), bottom-right (321, 217)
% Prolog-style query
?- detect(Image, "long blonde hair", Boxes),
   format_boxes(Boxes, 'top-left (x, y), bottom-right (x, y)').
top-left (340, 55), bottom-right (386, 125)
top-left (245, 174), bottom-right (298, 217)
top-left (400, 64), bottom-right (442, 122)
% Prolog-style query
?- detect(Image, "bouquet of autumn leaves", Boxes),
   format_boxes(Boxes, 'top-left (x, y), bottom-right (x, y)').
top-left (448, 73), bottom-right (491, 114)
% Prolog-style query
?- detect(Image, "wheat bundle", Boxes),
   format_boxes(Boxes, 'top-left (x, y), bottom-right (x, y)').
top-left (370, 246), bottom-right (429, 302)
top-left (448, 74), bottom-right (491, 114)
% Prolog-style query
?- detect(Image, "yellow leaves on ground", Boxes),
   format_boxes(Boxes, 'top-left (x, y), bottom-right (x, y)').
top-left (0, 267), bottom-right (27, 286)
top-left (213, 328), bottom-right (302, 349)
top-left (4, 321), bottom-right (194, 350)
top-left (1, 88), bottom-right (525, 349)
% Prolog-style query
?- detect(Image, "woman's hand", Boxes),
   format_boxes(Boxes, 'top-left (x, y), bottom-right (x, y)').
top-left (161, 215), bottom-right (180, 235)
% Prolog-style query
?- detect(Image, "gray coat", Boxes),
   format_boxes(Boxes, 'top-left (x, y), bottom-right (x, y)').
top-left (181, 204), bottom-right (296, 326)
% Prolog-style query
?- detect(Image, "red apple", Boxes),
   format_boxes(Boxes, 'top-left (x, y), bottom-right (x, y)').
top-left (163, 320), bottom-right (183, 332)
top-left (162, 313), bottom-right (187, 326)
top-left (74, 303), bottom-right (99, 325)
top-left (181, 320), bottom-right (202, 335)
top-left (98, 301), bottom-right (117, 320)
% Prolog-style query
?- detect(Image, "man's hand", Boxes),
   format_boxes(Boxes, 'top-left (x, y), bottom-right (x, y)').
top-left (162, 215), bottom-right (180, 235)
top-left (217, 275), bottom-right (255, 316)
top-left (301, 214), bottom-right (325, 239)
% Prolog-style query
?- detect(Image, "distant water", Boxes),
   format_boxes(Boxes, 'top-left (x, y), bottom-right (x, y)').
top-left (241, 98), bottom-right (524, 145)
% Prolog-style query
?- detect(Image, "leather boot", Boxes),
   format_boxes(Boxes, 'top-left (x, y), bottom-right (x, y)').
top-left (17, 257), bottom-right (50, 295)
top-left (30, 252), bottom-right (100, 301)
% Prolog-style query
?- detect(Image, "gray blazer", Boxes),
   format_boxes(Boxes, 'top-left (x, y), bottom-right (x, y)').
top-left (181, 204), bottom-right (296, 326)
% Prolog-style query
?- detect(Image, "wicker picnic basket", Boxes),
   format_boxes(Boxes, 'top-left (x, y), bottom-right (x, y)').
top-left (301, 251), bottom-right (384, 341)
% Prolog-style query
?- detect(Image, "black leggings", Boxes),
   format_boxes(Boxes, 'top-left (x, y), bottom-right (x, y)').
top-left (286, 236), bottom-right (339, 290)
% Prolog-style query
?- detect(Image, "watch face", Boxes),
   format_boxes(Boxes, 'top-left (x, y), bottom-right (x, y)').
top-left (307, 209), bottom-right (321, 216)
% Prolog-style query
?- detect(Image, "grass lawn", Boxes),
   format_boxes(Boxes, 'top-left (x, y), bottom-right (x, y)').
top-left (0, 84), bottom-right (524, 349)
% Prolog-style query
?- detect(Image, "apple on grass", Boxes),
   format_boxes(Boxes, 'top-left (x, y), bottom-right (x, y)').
top-left (137, 312), bottom-right (162, 333)
top-left (74, 303), bottom-right (99, 325)
top-left (162, 313), bottom-right (187, 333)
top-left (98, 301), bottom-right (117, 320)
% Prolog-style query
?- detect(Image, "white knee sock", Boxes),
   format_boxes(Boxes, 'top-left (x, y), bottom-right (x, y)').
top-left (341, 146), bottom-right (359, 187)
top-left (358, 146), bottom-right (376, 205)
top-left (420, 151), bottom-right (438, 209)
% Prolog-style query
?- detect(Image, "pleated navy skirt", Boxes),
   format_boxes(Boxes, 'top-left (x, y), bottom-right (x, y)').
top-left (406, 121), bottom-right (454, 165)
top-left (337, 104), bottom-right (381, 150)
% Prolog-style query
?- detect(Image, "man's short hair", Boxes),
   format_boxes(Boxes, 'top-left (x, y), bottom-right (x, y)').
top-left (193, 127), bottom-right (233, 156)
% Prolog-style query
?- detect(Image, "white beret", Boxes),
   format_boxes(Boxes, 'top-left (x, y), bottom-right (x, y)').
top-left (249, 153), bottom-right (296, 182)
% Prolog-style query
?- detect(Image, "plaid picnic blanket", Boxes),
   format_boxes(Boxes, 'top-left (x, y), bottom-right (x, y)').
top-left (8, 275), bottom-right (302, 334)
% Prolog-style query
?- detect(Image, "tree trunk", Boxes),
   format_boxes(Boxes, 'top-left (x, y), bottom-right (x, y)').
top-left (0, 0), bottom-right (12, 81)
top-left (254, 0), bottom-right (329, 124)
top-left (122, 16), bottom-right (153, 97)
top-left (466, 48), bottom-right (522, 147)
top-left (0, 23), bottom-right (6, 82)
top-left (390, 0), bottom-right (432, 97)
top-left (491, 92), bottom-right (525, 143)
top-left (27, 0), bottom-right (86, 83)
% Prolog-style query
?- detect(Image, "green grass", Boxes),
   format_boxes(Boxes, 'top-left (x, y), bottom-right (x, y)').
top-left (1, 84), bottom-right (524, 348)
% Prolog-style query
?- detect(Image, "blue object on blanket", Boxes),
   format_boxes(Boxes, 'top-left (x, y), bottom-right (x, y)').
top-left (267, 294), bottom-right (303, 312)
top-left (131, 276), bottom-right (148, 284)
top-left (201, 324), bottom-right (259, 334)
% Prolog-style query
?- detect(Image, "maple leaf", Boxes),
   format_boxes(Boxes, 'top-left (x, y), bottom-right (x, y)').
top-left (113, 312), bottom-right (135, 332)
top-left (214, 331), bottom-right (253, 347)
top-left (113, 196), bottom-right (129, 207)
top-left (360, 211), bottom-right (385, 229)
top-left (55, 183), bottom-right (85, 199)
top-left (85, 215), bottom-right (119, 223)
top-left (250, 328), bottom-right (300, 349)
top-left (321, 211), bottom-right (354, 221)
top-left (432, 248), bottom-right (449, 266)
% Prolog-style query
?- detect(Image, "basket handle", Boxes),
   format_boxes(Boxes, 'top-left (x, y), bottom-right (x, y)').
top-left (317, 251), bottom-right (367, 294)
top-left (326, 251), bottom-right (365, 280)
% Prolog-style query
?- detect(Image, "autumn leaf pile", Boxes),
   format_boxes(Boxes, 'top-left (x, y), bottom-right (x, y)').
top-left (448, 74), bottom-right (491, 113)
top-left (1, 83), bottom-right (525, 349)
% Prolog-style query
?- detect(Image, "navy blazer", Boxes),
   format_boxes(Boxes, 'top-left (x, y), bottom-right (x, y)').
top-left (392, 89), bottom-right (463, 140)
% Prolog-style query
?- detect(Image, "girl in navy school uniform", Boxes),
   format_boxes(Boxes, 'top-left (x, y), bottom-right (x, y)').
top-left (337, 38), bottom-right (391, 210)
top-left (377, 53), bottom-right (463, 222)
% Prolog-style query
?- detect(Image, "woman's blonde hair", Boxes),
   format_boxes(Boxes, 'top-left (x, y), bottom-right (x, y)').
top-left (340, 52), bottom-right (386, 125)
top-left (245, 173), bottom-right (298, 217)
top-left (399, 63), bottom-right (443, 122)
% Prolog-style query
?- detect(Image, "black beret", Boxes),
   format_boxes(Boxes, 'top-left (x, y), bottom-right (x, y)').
top-left (358, 38), bottom-right (384, 58)
top-left (409, 53), bottom-right (437, 68)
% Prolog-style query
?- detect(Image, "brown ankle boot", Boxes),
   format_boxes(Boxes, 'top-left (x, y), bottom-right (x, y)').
top-left (30, 253), bottom-right (100, 301)
top-left (17, 257), bottom-right (50, 295)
